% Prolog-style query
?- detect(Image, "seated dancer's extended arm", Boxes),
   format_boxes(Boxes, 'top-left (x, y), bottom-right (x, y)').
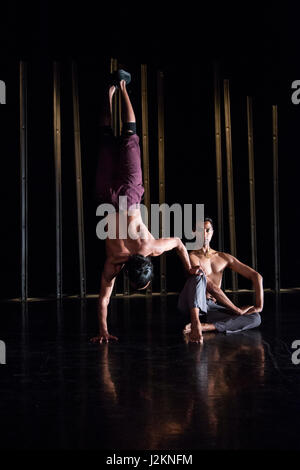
top-left (251, 273), bottom-right (264, 311)
top-left (205, 279), bottom-right (244, 315)
top-left (227, 255), bottom-right (264, 313)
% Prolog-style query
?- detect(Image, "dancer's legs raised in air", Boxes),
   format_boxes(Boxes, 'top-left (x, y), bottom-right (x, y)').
top-left (99, 84), bottom-right (116, 131)
top-left (119, 78), bottom-right (136, 136)
top-left (113, 77), bottom-right (144, 211)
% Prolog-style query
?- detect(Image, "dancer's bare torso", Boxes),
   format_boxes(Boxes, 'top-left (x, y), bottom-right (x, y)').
top-left (189, 249), bottom-right (233, 299)
top-left (189, 250), bottom-right (229, 287)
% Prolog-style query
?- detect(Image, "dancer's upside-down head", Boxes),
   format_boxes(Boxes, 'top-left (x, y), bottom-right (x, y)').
top-left (125, 254), bottom-right (154, 291)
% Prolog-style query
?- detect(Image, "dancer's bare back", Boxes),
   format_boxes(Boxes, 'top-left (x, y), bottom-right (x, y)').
top-left (91, 210), bottom-right (196, 343)
top-left (101, 209), bottom-right (194, 288)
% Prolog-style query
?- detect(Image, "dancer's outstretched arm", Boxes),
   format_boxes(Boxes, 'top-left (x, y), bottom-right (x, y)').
top-left (226, 255), bottom-right (264, 313)
top-left (151, 237), bottom-right (195, 275)
top-left (205, 280), bottom-right (253, 315)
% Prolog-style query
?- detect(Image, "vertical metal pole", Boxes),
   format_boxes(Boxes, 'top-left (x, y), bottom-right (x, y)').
top-left (19, 61), bottom-right (28, 301)
top-left (223, 80), bottom-right (237, 291)
top-left (247, 97), bottom-right (258, 271)
top-left (157, 71), bottom-right (167, 294)
top-left (213, 62), bottom-right (224, 254)
top-left (109, 58), bottom-right (118, 298)
top-left (53, 62), bottom-right (63, 298)
top-left (141, 64), bottom-right (152, 295)
top-left (71, 61), bottom-right (87, 298)
top-left (272, 105), bottom-right (280, 293)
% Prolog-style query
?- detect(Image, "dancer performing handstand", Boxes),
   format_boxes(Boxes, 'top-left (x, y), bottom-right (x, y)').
top-left (178, 218), bottom-right (263, 343)
top-left (91, 70), bottom-right (208, 343)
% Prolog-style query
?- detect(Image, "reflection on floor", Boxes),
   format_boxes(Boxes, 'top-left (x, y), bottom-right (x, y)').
top-left (0, 293), bottom-right (300, 450)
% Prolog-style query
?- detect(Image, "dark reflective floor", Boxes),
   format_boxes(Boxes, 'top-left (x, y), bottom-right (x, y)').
top-left (0, 293), bottom-right (300, 450)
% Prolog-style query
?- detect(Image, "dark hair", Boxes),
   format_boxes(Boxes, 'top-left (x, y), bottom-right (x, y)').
top-left (193, 216), bottom-right (214, 232)
top-left (204, 217), bottom-right (214, 229)
top-left (125, 254), bottom-right (154, 290)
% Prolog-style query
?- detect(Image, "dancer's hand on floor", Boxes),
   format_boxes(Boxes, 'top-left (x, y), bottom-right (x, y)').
top-left (90, 332), bottom-right (119, 344)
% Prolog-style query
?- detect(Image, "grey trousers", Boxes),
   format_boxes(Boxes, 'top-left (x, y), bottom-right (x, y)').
top-left (177, 274), bottom-right (261, 334)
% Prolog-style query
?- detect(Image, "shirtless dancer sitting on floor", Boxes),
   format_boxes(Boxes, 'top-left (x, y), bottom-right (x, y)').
top-left (178, 217), bottom-right (263, 343)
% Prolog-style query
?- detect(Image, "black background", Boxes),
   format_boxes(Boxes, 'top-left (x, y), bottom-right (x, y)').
top-left (1, 2), bottom-right (300, 299)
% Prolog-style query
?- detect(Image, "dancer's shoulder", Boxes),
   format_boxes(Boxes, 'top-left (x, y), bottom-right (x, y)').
top-left (215, 251), bottom-right (233, 262)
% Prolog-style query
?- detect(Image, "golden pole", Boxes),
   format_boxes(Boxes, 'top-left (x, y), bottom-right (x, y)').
top-left (247, 96), bottom-right (258, 271)
top-left (53, 62), bottom-right (63, 299)
top-left (109, 58), bottom-right (119, 298)
top-left (223, 79), bottom-right (237, 291)
top-left (213, 62), bottom-right (224, 254)
top-left (19, 61), bottom-right (28, 301)
top-left (157, 71), bottom-right (166, 294)
top-left (272, 105), bottom-right (280, 293)
top-left (141, 64), bottom-right (152, 295)
top-left (71, 61), bottom-right (87, 297)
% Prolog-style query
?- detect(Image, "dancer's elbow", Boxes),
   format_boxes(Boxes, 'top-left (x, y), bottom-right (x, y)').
top-left (252, 272), bottom-right (263, 284)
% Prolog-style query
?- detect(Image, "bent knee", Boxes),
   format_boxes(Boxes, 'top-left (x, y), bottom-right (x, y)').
top-left (249, 312), bottom-right (261, 328)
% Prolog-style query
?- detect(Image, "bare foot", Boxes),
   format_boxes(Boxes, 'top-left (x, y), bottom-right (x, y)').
top-left (201, 322), bottom-right (217, 332)
top-left (183, 322), bottom-right (216, 333)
